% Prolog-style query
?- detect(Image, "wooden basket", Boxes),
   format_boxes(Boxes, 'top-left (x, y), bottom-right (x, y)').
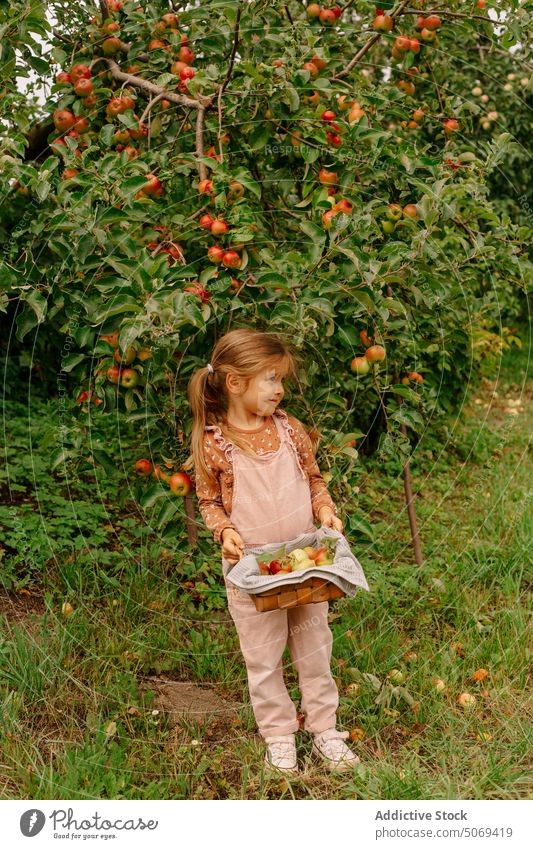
top-left (252, 577), bottom-right (345, 612)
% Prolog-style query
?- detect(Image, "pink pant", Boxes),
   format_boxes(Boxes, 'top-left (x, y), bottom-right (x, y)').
top-left (223, 559), bottom-right (339, 738)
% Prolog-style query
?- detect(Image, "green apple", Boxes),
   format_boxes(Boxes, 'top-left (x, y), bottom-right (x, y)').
top-left (291, 558), bottom-right (316, 571)
top-left (288, 548), bottom-right (310, 564)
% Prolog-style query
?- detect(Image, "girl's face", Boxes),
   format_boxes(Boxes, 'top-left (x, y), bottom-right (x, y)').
top-left (240, 362), bottom-right (287, 418)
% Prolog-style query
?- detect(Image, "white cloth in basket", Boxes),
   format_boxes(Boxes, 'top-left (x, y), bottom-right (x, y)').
top-left (226, 527), bottom-right (369, 597)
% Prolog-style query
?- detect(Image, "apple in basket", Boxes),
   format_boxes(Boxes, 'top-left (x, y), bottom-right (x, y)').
top-left (288, 549), bottom-right (316, 571)
top-left (314, 547), bottom-right (334, 566)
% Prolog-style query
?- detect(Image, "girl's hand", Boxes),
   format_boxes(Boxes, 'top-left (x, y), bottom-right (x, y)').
top-left (318, 506), bottom-right (344, 533)
top-left (221, 528), bottom-right (245, 564)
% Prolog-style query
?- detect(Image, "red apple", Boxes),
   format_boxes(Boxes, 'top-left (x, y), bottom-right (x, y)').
top-left (360, 329), bottom-right (373, 347)
top-left (424, 14), bottom-right (441, 30)
top-left (148, 39), bottom-right (169, 51)
top-left (319, 9), bottom-right (336, 25)
top-left (178, 45), bottom-right (195, 64)
top-left (306, 3), bottom-right (321, 18)
top-left (403, 203), bottom-right (418, 219)
top-left (199, 214), bottom-right (214, 230)
top-left (326, 132), bottom-right (342, 147)
top-left (319, 168), bottom-right (338, 186)
top-left (169, 472), bottom-right (193, 496)
top-left (180, 66), bottom-right (195, 80)
top-left (302, 61), bottom-right (319, 78)
top-left (198, 179), bottom-right (214, 194)
top-left (333, 198), bottom-right (353, 214)
top-left (321, 110), bottom-right (336, 123)
top-left (444, 118), bottom-right (459, 133)
top-left (210, 219), bottom-right (229, 236)
top-left (102, 36), bottom-right (123, 55)
top-left (73, 117), bottom-right (90, 134)
top-left (322, 209), bottom-right (337, 229)
top-left (70, 63), bottom-right (91, 83)
top-left (365, 345), bottom-right (386, 362)
top-left (101, 331), bottom-right (119, 348)
top-left (171, 60), bottom-right (188, 75)
top-left (184, 283), bottom-right (210, 303)
top-left (162, 12), bottom-right (179, 26)
top-left (350, 356), bottom-right (370, 375)
top-left (56, 71), bottom-right (72, 85)
top-left (53, 109), bottom-right (76, 132)
top-left (222, 250), bottom-right (241, 269)
top-left (114, 345), bottom-right (136, 365)
top-left (311, 54), bottom-right (328, 70)
top-left (143, 174), bottom-right (162, 195)
top-left (373, 14), bottom-right (393, 32)
top-left (74, 78), bottom-right (93, 97)
top-left (106, 366), bottom-right (121, 384)
top-left (135, 459), bottom-right (153, 476)
top-left (62, 168), bottom-right (79, 180)
top-left (394, 36), bottom-right (411, 52)
top-left (207, 245), bottom-right (225, 264)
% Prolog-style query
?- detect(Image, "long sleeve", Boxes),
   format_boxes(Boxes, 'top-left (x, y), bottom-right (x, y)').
top-left (194, 435), bottom-right (236, 544)
top-left (287, 416), bottom-right (339, 521)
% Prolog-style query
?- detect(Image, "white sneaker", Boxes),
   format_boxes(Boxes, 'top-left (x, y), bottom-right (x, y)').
top-left (312, 728), bottom-right (360, 773)
top-left (264, 734), bottom-right (298, 775)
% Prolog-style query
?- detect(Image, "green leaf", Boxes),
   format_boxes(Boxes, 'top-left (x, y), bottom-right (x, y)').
top-left (99, 124), bottom-right (116, 148)
top-left (254, 271), bottom-right (287, 287)
top-left (248, 123), bottom-right (272, 150)
top-left (283, 85), bottom-right (300, 112)
top-left (23, 289), bottom-right (48, 324)
top-left (28, 55), bottom-right (49, 75)
top-left (121, 176), bottom-right (150, 198)
top-left (299, 220), bottom-right (326, 244)
top-left (155, 499), bottom-right (180, 528)
top-left (60, 353), bottom-right (86, 373)
top-left (139, 484), bottom-right (168, 510)
top-left (346, 514), bottom-right (374, 541)
top-left (92, 298), bottom-right (141, 324)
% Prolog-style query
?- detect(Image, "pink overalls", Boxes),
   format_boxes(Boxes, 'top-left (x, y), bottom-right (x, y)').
top-left (217, 412), bottom-right (339, 739)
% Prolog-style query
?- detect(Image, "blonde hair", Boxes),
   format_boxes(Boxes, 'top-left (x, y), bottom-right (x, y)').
top-left (184, 328), bottom-right (297, 487)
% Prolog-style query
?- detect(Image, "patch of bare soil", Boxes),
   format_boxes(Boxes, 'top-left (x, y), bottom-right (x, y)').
top-left (0, 589), bottom-right (45, 625)
top-left (143, 677), bottom-right (242, 746)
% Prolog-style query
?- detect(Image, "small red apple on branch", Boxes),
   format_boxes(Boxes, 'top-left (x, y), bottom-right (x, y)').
top-left (169, 472), bottom-right (193, 496)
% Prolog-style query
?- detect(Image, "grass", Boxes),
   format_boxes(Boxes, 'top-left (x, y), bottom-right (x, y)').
top-left (0, 342), bottom-right (531, 800)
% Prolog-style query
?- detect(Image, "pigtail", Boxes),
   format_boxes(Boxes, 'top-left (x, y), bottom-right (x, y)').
top-left (184, 366), bottom-right (223, 487)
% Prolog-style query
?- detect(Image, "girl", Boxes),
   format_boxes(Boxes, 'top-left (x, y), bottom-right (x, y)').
top-left (187, 328), bottom-right (359, 775)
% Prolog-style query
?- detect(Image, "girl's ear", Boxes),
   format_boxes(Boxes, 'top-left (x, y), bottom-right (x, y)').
top-left (226, 371), bottom-right (243, 395)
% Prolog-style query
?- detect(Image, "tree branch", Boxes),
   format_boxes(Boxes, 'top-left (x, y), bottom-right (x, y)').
top-left (336, 0), bottom-right (411, 79)
top-left (219, 5), bottom-right (241, 96)
top-left (98, 57), bottom-right (209, 111)
top-left (283, 4), bottom-right (294, 26)
top-left (398, 7), bottom-right (495, 23)
top-left (195, 106), bottom-right (207, 181)
top-left (214, 6), bottom-right (242, 162)
top-left (139, 93), bottom-right (165, 126)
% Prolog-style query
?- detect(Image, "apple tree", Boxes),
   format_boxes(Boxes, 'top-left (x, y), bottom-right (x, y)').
top-left (1, 0), bottom-right (531, 553)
